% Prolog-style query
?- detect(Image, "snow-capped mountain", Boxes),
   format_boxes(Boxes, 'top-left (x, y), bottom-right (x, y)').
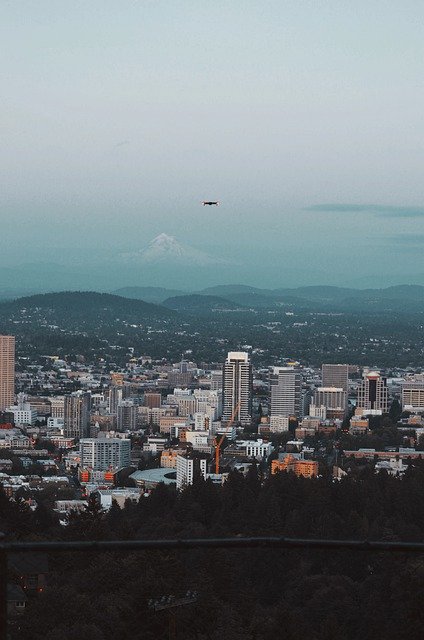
top-left (119, 234), bottom-right (229, 266)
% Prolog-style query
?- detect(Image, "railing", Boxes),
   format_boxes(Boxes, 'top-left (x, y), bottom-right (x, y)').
top-left (2, 535), bottom-right (424, 639)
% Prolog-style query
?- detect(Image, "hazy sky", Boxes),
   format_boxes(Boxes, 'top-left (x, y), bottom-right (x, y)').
top-left (1, 1), bottom-right (424, 286)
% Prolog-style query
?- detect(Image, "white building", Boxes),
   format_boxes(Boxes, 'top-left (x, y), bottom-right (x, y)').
top-left (7, 394), bottom-right (37, 426)
top-left (269, 415), bottom-right (290, 433)
top-left (47, 417), bottom-right (64, 431)
top-left (185, 430), bottom-right (210, 450)
top-left (309, 405), bottom-right (327, 420)
top-left (236, 439), bottom-right (274, 460)
top-left (93, 488), bottom-right (141, 510)
top-left (79, 437), bottom-right (131, 471)
top-left (176, 453), bottom-right (207, 489)
top-left (143, 436), bottom-right (168, 454)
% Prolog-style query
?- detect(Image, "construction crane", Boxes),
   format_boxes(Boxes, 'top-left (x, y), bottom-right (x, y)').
top-left (214, 401), bottom-right (241, 474)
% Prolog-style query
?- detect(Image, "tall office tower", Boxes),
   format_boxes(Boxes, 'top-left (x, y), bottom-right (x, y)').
top-left (64, 392), bottom-right (91, 439)
top-left (117, 400), bottom-right (137, 431)
top-left (0, 335), bottom-right (15, 411)
top-left (322, 364), bottom-right (349, 394)
top-left (270, 367), bottom-right (302, 422)
top-left (79, 437), bottom-right (131, 471)
top-left (357, 371), bottom-right (388, 414)
top-left (108, 385), bottom-right (123, 415)
top-left (222, 351), bottom-right (252, 426)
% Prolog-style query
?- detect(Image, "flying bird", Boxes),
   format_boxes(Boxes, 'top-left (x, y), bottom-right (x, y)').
top-left (202, 201), bottom-right (220, 206)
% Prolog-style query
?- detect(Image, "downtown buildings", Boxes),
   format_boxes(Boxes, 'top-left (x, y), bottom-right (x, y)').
top-left (0, 335), bottom-right (15, 411)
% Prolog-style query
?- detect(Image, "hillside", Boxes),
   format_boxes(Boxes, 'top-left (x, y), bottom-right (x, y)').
top-left (113, 286), bottom-right (186, 303)
top-left (0, 291), bottom-right (174, 333)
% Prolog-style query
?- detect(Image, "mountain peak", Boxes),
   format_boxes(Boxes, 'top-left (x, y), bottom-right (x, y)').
top-left (119, 234), bottom-right (230, 267)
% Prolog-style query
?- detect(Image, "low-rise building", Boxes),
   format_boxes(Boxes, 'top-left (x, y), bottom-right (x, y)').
top-left (271, 454), bottom-right (318, 478)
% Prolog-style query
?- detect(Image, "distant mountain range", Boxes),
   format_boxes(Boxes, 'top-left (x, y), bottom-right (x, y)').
top-left (113, 283), bottom-right (424, 313)
top-left (0, 284), bottom-right (424, 318)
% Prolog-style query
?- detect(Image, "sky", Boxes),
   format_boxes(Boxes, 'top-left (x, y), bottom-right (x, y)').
top-left (1, 1), bottom-right (424, 288)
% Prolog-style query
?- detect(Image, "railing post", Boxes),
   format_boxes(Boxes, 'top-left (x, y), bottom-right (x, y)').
top-left (0, 534), bottom-right (7, 640)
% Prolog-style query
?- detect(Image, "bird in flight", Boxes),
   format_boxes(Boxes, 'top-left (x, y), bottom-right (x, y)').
top-left (202, 201), bottom-right (220, 206)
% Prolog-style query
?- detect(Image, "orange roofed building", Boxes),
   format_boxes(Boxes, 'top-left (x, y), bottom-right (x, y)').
top-left (271, 455), bottom-right (318, 479)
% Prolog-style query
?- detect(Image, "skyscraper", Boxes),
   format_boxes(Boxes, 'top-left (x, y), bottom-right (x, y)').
top-left (322, 364), bottom-right (349, 394)
top-left (222, 351), bottom-right (252, 427)
top-left (117, 400), bottom-right (137, 431)
top-left (270, 367), bottom-right (302, 425)
top-left (64, 392), bottom-right (91, 439)
top-left (357, 371), bottom-right (388, 414)
top-left (0, 335), bottom-right (15, 411)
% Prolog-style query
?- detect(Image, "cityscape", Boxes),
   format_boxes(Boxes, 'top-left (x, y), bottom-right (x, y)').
top-left (3, 1), bottom-right (424, 638)
top-left (1, 319), bottom-right (424, 637)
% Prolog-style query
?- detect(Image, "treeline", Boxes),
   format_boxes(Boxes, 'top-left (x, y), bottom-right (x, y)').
top-left (3, 467), bottom-right (424, 639)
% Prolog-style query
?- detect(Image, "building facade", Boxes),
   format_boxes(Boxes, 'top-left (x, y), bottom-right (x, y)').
top-left (117, 400), bottom-right (137, 430)
top-left (0, 335), bottom-right (15, 412)
top-left (402, 381), bottom-right (424, 412)
top-left (222, 351), bottom-right (252, 427)
top-left (79, 437), bottom-right (131, 471)
top-left (270, 367), bottom-right (301, 419)
top-left (357, 371), bottom-right (388, 414)
top-left (176, 452), bottom-right (207, 489)
top-left (64, 392), bottom-right (91, 439)
top-left (322, 364), bottom-right (349, 393)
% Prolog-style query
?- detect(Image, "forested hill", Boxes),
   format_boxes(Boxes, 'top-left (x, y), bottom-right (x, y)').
top-left (0, 291), bottom-right (174, 325)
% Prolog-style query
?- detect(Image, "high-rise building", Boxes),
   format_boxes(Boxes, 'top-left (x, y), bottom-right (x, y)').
top-left (322, 364), bottom-right (349, 394)
top-left (222, 351), bottom-right (252, 426)
top-left (312, 387), bottom-right (347, 418)
top-left (79, 437), bottom-right (131, 471)
top-left (64, 392), bottom-right (91, 439)
top-left (117, 400), bottom-right (137, 431)
top-left (357, 371), bottom-right (388, 414)
top-left (108, 385), bottom-right (123, 415)
top-left (176, 452), bottom-right (208, 489)
top-left (270, 367), bottom-right (302, 421)
top-left (0, 335), bottom-right (15, 411)
top-left (401, 380), bottom-right (424, 412)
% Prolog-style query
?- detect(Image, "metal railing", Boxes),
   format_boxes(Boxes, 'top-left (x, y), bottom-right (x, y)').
top-left (2, 535), bottom-right (424, 639)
